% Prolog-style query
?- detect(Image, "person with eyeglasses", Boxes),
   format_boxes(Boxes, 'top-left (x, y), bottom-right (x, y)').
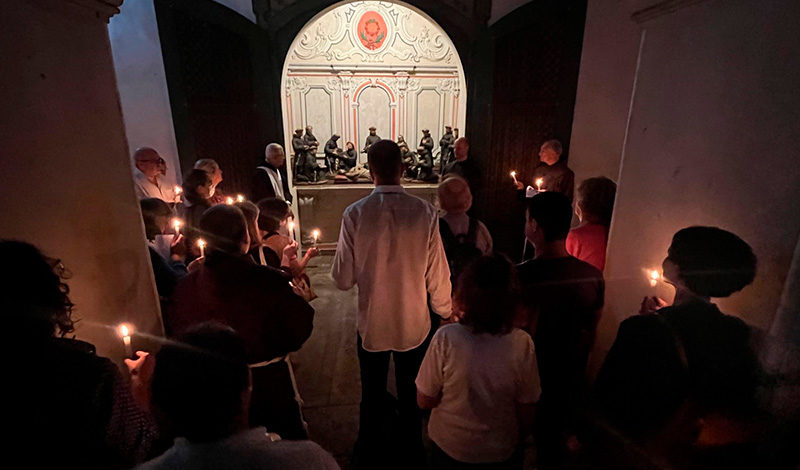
top-left (133, 147), bottom-right (172, 202)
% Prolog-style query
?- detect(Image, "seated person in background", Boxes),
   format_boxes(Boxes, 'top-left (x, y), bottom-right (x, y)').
top-left (194, 158), bottom-right (225, 205)
top-left (593, 226), bottom-right (762, 468)
top-left (133, 147), bottom-right (172, 202)
top-left (566, 176), bottom-right (617, 271)
top-left (438, 176), bottom-right (493, 281)
top-left (4, 240), bottom-right (157, 468)
top-left (256, 198), bottom-right (318, 276)
top-left (137, 323), bottom-right (339, 470)
top-left (140, 198), bottom-right (187, 306)
top-left (416, 255), bottom-right (540, 468)
top-left (517, 192), bottom-right (604, 469)
top-left (339, 141), bottom-right (358, 171)
top-left (167, 205), bottom-right (315, 440)
top-left (180, 168), bottom-right (214, 259)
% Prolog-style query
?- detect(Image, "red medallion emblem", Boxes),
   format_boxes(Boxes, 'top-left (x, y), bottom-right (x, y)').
top-left (357, 11), bottom-right (387, 51)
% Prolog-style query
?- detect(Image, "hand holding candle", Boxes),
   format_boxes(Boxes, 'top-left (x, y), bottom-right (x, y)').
top-left (197, 238), bottom-right (206, 257)
top-left (118, 323), bottom-right (134, 358)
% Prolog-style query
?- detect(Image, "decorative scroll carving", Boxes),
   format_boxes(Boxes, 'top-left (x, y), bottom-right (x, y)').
top-left (285, 76), bottom-right (309, 95)
top-left (435, 78), bottom-right (460, 97)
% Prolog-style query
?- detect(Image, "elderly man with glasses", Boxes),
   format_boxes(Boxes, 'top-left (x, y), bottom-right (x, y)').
top-left (132, 147), bottom-right (172, 202)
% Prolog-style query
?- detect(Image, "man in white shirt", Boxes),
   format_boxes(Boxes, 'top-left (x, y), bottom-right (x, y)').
top-left (252, 143), bottom-right (293, 203)
top-left (132, 147), bottom-right (173, 202)
top-left (331, 139), bottom-right (452, 468)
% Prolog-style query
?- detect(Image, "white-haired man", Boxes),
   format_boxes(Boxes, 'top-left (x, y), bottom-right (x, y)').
top-left (252, 143), bottom-right (293, 203)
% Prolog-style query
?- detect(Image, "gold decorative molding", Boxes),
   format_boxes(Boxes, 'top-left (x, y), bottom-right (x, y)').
top-left (631, 0), bottom-right (710, 24)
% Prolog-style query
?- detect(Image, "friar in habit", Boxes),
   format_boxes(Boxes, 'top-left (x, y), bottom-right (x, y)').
top-left (324, 134), bottom-right (342, 173)
top-left (363, 126), bottom-right (381, 153)
top-left (291, 128), bottom-right (310, 181)
top-left (439, 125), bottom-right (455, 173)
top-left (417, 128), bottom-right (435, 180)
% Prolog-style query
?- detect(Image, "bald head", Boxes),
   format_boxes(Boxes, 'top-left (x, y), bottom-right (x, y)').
top-left (265, 143), bottom-right (286, 168)
top-left (134, 147), bottom-right (165, 179)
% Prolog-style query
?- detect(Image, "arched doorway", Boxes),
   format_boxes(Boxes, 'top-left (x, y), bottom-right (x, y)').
top-left (281, 0), bottom-right (467, 174)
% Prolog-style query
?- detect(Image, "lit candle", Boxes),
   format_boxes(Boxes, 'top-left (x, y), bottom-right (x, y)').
top-left (174, 185), bottom-right (183, 203)
top-left (236, 194), bottom-right (245, 203)
top-left (197, 238), bottom-right (206, 257)
top-left (171, 217), bottom-right (182, 235)
top-left (648, 269), bottom-right (661, 287)
top-left (535, 178), bottom-right (544, 192)
top-left (118, 323), bottom-right (134, 358)
top-left (287, 220), bottom-right (295, 241)
top-left (225, 196), bottom-right (234, 205)
top-left (311, 229), bottom-right (320, 246)
top-left (510, 171), bottom-right (518, 185)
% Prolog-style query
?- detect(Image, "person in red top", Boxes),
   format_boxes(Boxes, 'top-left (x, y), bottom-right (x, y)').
top-left (566, 176), bottom-right (617, 271)
top-left (167, 204), bottom-right (315, 440)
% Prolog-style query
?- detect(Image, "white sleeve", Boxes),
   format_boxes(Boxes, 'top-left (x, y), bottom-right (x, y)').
top-left (515, 332), bottom-right (542, 404)
top-left (331, 208), bottom-right (356, 290)
top-left (426, 214), bottom-right (452, 318)
top-left (415, 329), bottom-right (445, 397)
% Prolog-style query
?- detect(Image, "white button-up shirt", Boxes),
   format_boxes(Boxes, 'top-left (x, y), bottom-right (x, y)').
top-left (133, 168), bottom-right (172, 202)
top-left (332, 185), bottom-right (452, 352)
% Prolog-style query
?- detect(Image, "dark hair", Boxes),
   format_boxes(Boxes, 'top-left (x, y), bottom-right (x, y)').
top-left (256, 198), bottom-right (291, 233)
top-left (455, 254), bottom-right (519, 335)
top-left (577, 177), bottom-right (617, 227)
top-left (0, 240), bottom-right (75, 339)
top-left (183, 169), bottom-right (210, 204)
top-left (667, 226), bottom-right (756, 297)
top-left (542, 139), bottom-right (563, 155)
top-left (140, 198), bottom-right (173, 240)
top-left (367, 140), bottom-right (402, 182)
top-left (151, 322), bottom-right (249, 442)
top-left (198, 205), bottom-right (248, 254)
top-left (234, 201), bottom-right (260, 249)
top-left (526, 192), bottom-right (573, 242)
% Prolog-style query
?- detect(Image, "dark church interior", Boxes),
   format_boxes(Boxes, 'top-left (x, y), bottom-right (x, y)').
top-left (3, 0), bottom-right (800, 468)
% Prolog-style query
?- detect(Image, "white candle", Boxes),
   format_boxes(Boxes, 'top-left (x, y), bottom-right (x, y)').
top-left (197, 238), bottom-right (206, 257)
top-left (510, 171), bottom-right (518, 185)
top-left (119, 324), bottom-right (133, 357)
top-left (174, 185), bottom-right (182, 203)
top-left (535, 177), bottom-right (544, 192)
top-left (236, 194), bottom-right (245, 203)
top-left (312, 229), bottom-right (320, 246)
top-left (287, 220), bottom-right (295, 241)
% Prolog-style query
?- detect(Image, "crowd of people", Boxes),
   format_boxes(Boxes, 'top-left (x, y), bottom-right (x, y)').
top-left (9, 136), bottom-right (787, 470)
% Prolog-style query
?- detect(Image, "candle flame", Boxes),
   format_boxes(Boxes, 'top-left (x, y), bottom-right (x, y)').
top-left (288, 221), bottom-right (295, 231)
top-left (510, 171), bottom-right (516, 177)
top-left (197, 239), bottom-right (206, 248)
top-left (118, 323), bottom-right (133, 337)
top-left (648, 269), bottom-right (661, 287)
top-left (236, 194), bottom-right (245, 202)
top-left (225, 197), bottom-right (234, 205)
top-left (174, 185), bottom-right (182, 195)
top-left (172, 218), bottom-right (182, 230)
top-left (535, 177), bottom-right (544, 188)
top-left (312, 229), bottom-right (320, 240)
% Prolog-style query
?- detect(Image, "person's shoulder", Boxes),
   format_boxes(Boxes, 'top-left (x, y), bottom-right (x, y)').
top-left (264, 439), bottom-right (338, 468)
top-left (134, 447), bottom-right (181, 470)
top-left (566, 256), bottom-right (604, 279)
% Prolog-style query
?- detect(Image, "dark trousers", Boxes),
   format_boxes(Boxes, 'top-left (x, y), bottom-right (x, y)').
top-left (356, 332), bottom-right (432, 468)
top-left (249, 361), bottom-right (307, 440)
top-left (431, 443), bottom-right (523, 470)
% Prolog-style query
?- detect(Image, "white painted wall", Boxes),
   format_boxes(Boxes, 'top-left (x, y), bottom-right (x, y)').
top-left (2, 0), bottom-right (163, 360)
top-left (109, 0), bottom-right (256, 187)
top-left (569, 0), bottom-right (800, 375)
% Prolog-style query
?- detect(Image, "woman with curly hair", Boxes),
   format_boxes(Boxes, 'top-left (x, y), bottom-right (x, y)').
top-left (4, 240), bottom-right (156, 468)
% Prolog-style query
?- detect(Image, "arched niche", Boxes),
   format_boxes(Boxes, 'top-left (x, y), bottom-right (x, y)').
top-left (281, 0), bottom-right (467, 170)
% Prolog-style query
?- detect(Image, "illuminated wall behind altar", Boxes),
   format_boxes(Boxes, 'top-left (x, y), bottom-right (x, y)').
top-left (282, 1), bottom-right (467, 167)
